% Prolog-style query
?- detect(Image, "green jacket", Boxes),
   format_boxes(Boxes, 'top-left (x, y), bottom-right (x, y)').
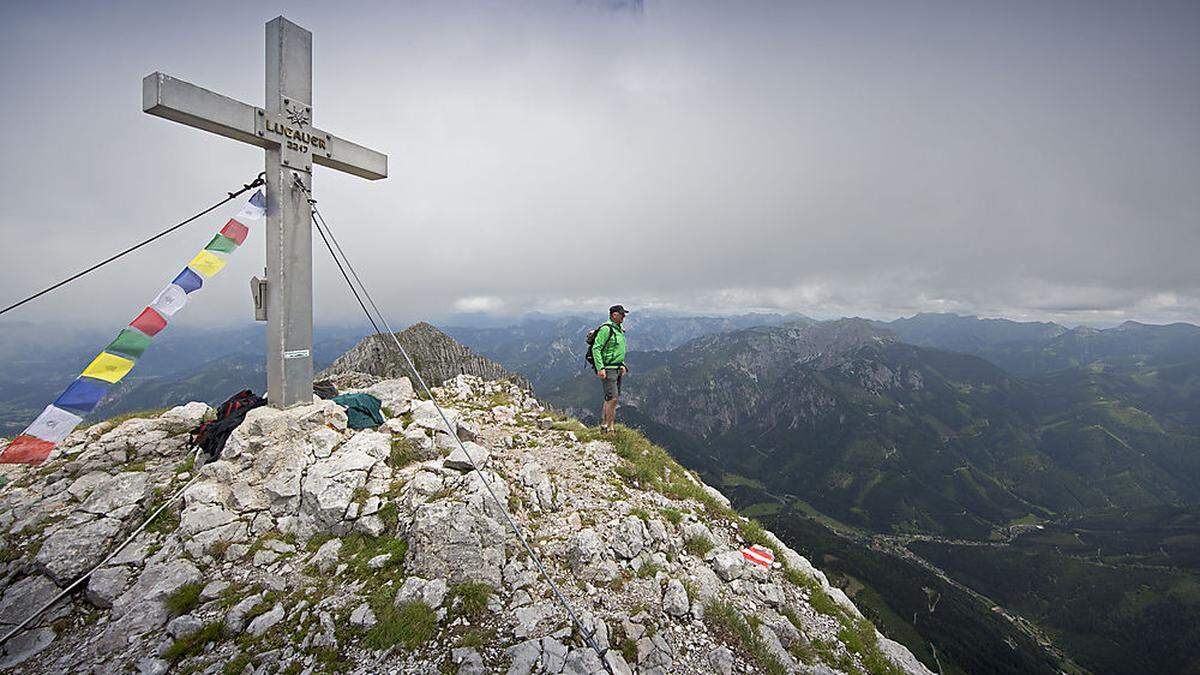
top-left (592, 321), bottom-right (627, 372)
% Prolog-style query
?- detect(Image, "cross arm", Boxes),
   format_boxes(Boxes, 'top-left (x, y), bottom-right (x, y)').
top-left (311, 129), bottom-right (388, 180)
top-left (142, 72), bottom-right (269, 149)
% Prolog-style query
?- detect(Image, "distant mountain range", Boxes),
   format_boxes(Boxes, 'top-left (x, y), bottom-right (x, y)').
top-left (452, 312), bottom-right (1200, 675)
top-left (3, 311), bottom-right (1198, 673)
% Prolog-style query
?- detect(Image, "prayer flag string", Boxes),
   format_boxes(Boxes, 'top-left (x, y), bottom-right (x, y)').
top-left (0, 190), bottom-right (266, 465)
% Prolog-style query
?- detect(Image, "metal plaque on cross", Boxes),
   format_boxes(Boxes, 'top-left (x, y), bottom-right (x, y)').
top-left (141, 16), bottom-right (387, 408)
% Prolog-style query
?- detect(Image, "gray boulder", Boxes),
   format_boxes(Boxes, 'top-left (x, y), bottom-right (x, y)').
top-left (443, 441), bottom-right (490, 472)
top-left (662, 578), bottom-right (690, 617)
top-left (36, 517), bottom-right (122, 586)
top-left (405, 501), bottom-right (505, 586)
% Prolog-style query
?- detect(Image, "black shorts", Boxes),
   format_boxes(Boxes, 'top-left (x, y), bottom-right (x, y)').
top-left (602, 367), bottom-right (623, 401)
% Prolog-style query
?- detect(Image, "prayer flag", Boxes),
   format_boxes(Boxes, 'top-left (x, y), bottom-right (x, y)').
top-left (188, 250), bottom-right (226, 278)
top-left (81, 352), bottom-right (136, 383)
top-left (105, 328), bottom-right (153, 359)
top-left (24, 404), bottom-right (83, 444)
top-left (0, 435), bottom-right (56, 465)
top-left (204, 233), bottom-right (239, 254)
top-left (53, 377), bottom-right (111, 414)
top-left (236, 192), bottom-right (266, 222)
top-left (219, 219), bottom-right (249, 245)
top-left (129, 307), bottom-right (167, 336)
top-left (2, 189), bottom-right (261, 466)
top-left (150, 283), bottom-right (188, 317)
top-left (172, 267), bottom-right (204, 294)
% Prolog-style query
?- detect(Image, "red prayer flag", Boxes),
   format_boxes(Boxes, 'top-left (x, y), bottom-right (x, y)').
top-left (0, 434), bottom-right (56, 465)
top-left (220, 219), bottom-right (249, 245)
top-left (129, 307), bottom-right (167, 336)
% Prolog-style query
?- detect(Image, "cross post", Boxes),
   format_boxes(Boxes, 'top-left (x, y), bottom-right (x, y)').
top-left (142, 16), bottom-right (387, 408)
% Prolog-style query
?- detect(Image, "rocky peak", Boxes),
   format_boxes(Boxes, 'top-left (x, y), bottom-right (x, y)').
top-left (320, 322), bottom-right (531, 391)
top-left (0, 375), bottom-right (929, 674)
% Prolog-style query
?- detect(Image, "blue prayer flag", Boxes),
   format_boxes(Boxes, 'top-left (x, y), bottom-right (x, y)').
top-left (172, 267), bottom-right (204, 294)
top-left (52, 377), bottom-right (110, 414)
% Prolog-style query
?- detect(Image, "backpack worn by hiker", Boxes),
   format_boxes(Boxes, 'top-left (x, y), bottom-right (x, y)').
top-left (584, 323), bottom-right (617, 368)
top-left (188, 390), bottom-right (267, 462)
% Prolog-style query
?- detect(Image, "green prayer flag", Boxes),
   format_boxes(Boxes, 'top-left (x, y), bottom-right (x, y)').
top-left (106, 328), bottom-right (153, 359)
top-left (204, 234), bottom-right (239, 254)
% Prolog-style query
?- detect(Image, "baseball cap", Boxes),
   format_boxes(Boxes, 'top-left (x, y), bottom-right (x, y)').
top-left (609, 305), bottom-right (629, 315)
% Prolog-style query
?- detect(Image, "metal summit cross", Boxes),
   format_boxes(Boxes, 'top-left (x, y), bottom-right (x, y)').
top-left (142, 16), bottom-right (387, 408)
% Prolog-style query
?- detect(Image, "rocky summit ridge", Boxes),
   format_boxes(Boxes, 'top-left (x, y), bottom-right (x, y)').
top-left (320, 323), bottom-right (531, 391)
top-left (0, 374), bottom-right (929, 674)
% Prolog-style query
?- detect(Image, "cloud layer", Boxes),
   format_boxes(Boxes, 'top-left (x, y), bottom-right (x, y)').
top-left (1, 0), bottom-right (1196, 329)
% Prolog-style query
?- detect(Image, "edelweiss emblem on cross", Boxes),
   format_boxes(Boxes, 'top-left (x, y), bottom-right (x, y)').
top-left (285, 103), bottom-right (309, 126)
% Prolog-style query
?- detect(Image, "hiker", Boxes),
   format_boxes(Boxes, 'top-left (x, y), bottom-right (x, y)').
top-left (591, 304), bottom-right (628, 433)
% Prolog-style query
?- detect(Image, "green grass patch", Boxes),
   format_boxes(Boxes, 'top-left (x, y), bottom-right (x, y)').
top-left (684, 534), bottom-right (714, 557)
top-left (164, 582), bottom-right (204, 617)
top-left (637, 562), bottom-right (665, 579)
top-left (739, 518), bottom-right (772, 547)
top-left (456, 626), bottom-right (497, 648)
top-left (365, 598), bottom-right (438, 650)
top-left (629, 507), bottom-right (652, 522)
top-left (839, 616), bottom-right (905, 675)
top-left (222, 653), bottom-right (252, 675)
top-left (388, 435), bottom-right (420, 469)
top-left (340, 534), bottom-right (407, 580)
top-left (598, 425), bottom-right (736, 520)
top-left (164, 622), bottom-right (224, 661)
top-left (448, 582), bottom-right (494, 619)
top-left (702, 600), bottom-right (788, 675)
top-left (659, 507), bottom-right (684, 525)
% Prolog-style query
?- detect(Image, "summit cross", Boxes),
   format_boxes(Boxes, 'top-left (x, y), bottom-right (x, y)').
top-left (142, 16), bottom-right (387, 408)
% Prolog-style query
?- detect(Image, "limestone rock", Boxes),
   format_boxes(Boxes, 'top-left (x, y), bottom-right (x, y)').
top-left (247, 603), bottom-right (284, 636)
top-left (86, 566), bottom-right (131, 608)
top-left (36, 517), bottom-right (122, 586)
top-left (443, 441), bottom-right (490, 472)
top-left (713, 550), bottom-right (747, 582)
top-left (708, 646), bottom-right (734, 675)
top-left (395, 576), bottom-right (449, 609)
top-left (311, 538), bottom-right (342, 573)
top-left (349, 602), bottom-right (377, 628)
top-left (662, 578), bottom-right (690, 617)
top-left (405, 501), bottom-right (504, 586)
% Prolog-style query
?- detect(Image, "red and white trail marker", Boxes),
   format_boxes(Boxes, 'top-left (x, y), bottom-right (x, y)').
top-left (741, 544), bottom-right (775, 568)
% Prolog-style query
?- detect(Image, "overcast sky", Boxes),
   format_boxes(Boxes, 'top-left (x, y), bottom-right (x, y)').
top-left (0, 0), bottom-right (1196, 331)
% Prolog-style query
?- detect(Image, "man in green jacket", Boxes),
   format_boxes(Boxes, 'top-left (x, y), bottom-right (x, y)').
top-left (593, 305), bottom-right (628, 433)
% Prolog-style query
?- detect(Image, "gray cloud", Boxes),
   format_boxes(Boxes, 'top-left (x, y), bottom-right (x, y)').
top-left (0, 0), bottom-right (1196, 331)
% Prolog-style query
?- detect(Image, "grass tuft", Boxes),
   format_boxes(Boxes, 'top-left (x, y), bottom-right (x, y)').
top-left (684, 534), bottom-right (714, 557)
top-left (164, 582), bottom-right (203, 617)
top-left (448, 582), bottom-right (494, 619)
top-left (164, 622), bottom-right (224, 661)
top-left (388, 435), bottom-right (420, 469)
top-left (702, 600), bottom-right (788, 675)
top-left (365, 599), bottom-right (438, 650)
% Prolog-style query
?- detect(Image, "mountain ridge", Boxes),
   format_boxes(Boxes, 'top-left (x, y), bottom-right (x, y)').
top-left (0, 375), bottom-right (930, 674)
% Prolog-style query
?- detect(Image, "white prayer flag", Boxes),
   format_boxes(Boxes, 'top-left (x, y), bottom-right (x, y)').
top-left (25, 404), bottom-right (83, 444)
top-left (235, 203), bottom-right (266, 222)
top-left (150, 283), bottom-right (189, 317)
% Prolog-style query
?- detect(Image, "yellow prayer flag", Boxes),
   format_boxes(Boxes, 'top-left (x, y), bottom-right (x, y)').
top-left (81, 352), bottom-right (136, 384)
top-left (188, 250), bottom-right (227, 278)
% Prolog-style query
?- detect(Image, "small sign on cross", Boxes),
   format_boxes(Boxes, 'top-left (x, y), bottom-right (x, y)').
top-left (141, 16), bottom-right (388, 408)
